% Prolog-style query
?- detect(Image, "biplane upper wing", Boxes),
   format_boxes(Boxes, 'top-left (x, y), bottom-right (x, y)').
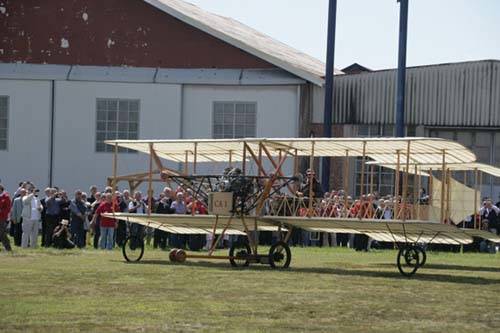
top-left (257, 216), bottom-right (490, 245)
top-left (103, 213), bottom-right (279, 235)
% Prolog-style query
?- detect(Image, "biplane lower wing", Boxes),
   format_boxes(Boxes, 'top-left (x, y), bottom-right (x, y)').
top-left (461, 229), bottom-right (500, 243)
top-left (256, 216), bottom-right (492, 245)
top-left (102, 213), bottom-right (500, 245)
top-left (103, 213), bottom-right (279, 235)
top-left (103, 213), bottom-right (500, 277)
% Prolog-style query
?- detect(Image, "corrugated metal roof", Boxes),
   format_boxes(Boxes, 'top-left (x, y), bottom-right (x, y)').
top-left (145, 0), bottom-right (338, 86)
top-left (328, 60), bottom-right (500, 126)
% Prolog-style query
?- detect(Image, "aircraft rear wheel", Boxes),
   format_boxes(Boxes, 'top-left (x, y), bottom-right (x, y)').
top-left (406, 246), bottom-right (427, 267)
top-left (229, 243), bottom-right (251, 267)
top-left (269, 241), bottom-right (291, 269)
top-left (122, 236), bottom-right (145, 262)
top-left (397, 246), bottom-right (420, 277)
top-left (417, 246), bottom-right (427, 267)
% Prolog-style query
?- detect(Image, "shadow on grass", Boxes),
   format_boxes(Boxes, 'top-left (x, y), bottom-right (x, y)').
top-left (375, 262), bottom-right (500, 273)
top-left (116, 259), bottom-right (500, 285)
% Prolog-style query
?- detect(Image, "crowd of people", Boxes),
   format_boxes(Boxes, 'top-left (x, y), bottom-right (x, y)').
top-left (0, 181), bottom-right (210, 252)
top-left (0, 171), bottom-right (498, 253)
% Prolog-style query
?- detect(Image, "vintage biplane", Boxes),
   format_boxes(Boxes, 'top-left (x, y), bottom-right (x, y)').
top-left (103, 137), bottom-right (500, 277)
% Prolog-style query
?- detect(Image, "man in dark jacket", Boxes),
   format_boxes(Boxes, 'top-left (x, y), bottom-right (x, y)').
top-left (154, 191), bottom-right (173, 249)
top-left (299, 169), bottom-right (324, 199)
top-left (10, 188), bottom-right (26, 246)
top-left (115, 192), bottom-right (128, 247)
top-left (480, 199), bottom-right (499, 235)
top-left (44, 189), bottom-right (66, 247)
top-left (88, 186), bottom-right (98, 205)
top-left (69, 190), bottom-right (88, 248)
top-left (40, 188), bottom-right (51, 246)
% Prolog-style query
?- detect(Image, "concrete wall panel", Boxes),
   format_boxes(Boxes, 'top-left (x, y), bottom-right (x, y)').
top-left (0, 80), bottom-right (52, 193)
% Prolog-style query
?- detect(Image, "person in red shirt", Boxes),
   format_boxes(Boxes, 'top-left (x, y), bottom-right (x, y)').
top-left (0, 184), bottom-right (12, 251)
top-left (188, 199), bottom-right (208, 215)
top-left (91, 193), bottom-right (116, 250)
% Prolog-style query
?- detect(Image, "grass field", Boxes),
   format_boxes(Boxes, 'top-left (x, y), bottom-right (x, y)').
top-left (0, 246), bottom-right (499, 333)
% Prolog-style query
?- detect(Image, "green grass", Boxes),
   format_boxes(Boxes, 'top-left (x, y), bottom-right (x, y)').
top-left (0, 245), bottom-right (499, 333)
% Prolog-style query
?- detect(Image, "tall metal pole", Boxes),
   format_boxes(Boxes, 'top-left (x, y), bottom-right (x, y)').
top-left (321, 0), bottom-right (338, 191)
top-left (395, 0), bottom-right (409, 137)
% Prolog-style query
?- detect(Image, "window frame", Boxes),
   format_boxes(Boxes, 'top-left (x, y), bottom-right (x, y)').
top-left (212, 101), bottom-right (257, 139)
top-left (0, 96), bottom-right (9, 151)
top-left (95, 98), bottom-right (140, 153)
top-left (354, 124), bottom-right (415, 196)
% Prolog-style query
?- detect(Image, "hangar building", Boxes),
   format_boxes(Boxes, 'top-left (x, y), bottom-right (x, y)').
top-left (0, 0), bottom-right (337, 192)
top-left (312, 60), bottom-right (500, 199)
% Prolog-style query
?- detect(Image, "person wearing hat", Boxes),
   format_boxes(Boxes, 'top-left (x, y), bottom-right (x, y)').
top-left (52, 220), bottom-right (75, 249)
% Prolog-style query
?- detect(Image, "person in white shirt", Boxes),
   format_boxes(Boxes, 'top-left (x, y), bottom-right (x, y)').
top-left (128, 191), bottom-right (147, 214)
top-left (21, 186), bottom-right (43, 248)
top-left (128, 191), bottom-right (148, 247)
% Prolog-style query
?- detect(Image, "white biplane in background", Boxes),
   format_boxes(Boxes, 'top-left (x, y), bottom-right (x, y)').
top-left (103, 137), bottom-right (500, 276)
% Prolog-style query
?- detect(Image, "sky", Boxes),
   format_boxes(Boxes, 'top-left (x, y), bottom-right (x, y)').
top-left (186, 0), bottom-right (500, 71)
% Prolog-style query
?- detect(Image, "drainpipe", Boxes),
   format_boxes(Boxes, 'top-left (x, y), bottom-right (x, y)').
top-left (48, 80), bottom-right (55, 187)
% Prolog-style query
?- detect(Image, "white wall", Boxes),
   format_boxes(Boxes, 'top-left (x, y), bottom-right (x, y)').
top-left (52, 81), bottom-right (182, 192)
top-left (0, 80), bottom-right (303, 195)
top-left (183, 85), bottom-right (299, 138)
top-left (0, 80), bottom-right (52, 193)
top-left (182, 85), bottom-right (299, 175)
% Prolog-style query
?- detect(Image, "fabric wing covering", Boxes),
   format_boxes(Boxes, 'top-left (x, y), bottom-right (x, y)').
top-left (104, 137), bottom-right (477, 164)
top-left (258, 217), bottom-right (474, 245)
top-left (104, 213), bottom-right (279, 235)
top-left (429, 176), bottom-right (480, 225)
top-left (104, 213), bottom-right (500, 244)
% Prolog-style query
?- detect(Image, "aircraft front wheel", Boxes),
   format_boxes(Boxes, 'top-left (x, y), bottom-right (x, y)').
top-left (229, 243), bottom-right (251, 267)
top-left (269, 241), bottom-right (291, 269)
top-left (405, 245), bottom-right (427, 268)
top-left (397, 246), bottom-right (420, 277)
top-left (122, 236), bottom-right (145, 262)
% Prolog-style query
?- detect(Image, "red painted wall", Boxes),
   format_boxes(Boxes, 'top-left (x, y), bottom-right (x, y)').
top-left (0, 0), bottom-right (275, 69)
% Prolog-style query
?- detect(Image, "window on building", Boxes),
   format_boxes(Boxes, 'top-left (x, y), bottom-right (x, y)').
top-left (354, 124), bottom-right (415, 196)
top-left (429, 129), bottom-right (499, 196)
top-left (213, 102), bottom-right (256, 139)
top-left (96, 98), bottom-right (139, 153)
top-left (0, 97), bottom-right (8, 150)
top-left (354, 124), bottom-right (418, 196)
top-left (429, 128), bottom-right (500, 191)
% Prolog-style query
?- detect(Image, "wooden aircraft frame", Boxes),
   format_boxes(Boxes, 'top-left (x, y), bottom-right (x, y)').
top-left (103, 137), bottom-right (500, 277)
